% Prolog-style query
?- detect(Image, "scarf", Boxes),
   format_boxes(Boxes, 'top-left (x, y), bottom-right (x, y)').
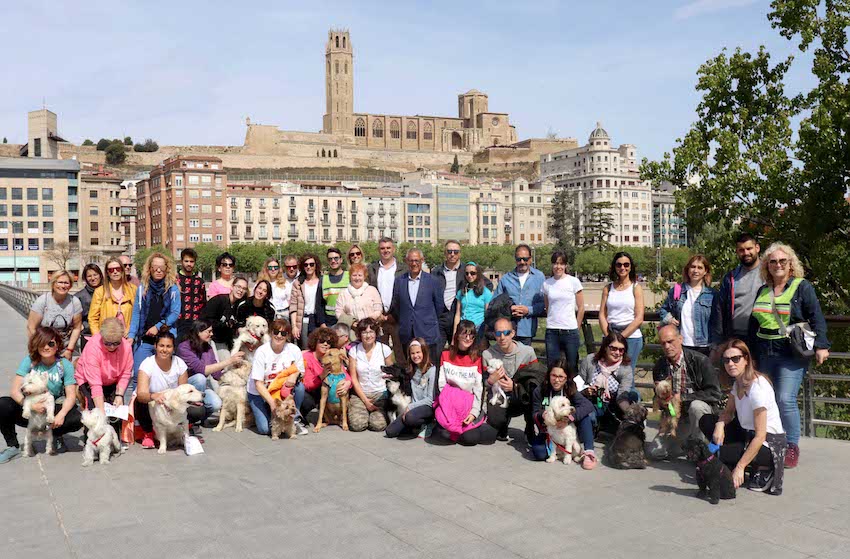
top-left (592, 358), bottom-right (621, 401)
top-left (139, 278), bottom-right (167, 332)
top-left (346, 283), bottom-right (369, 298)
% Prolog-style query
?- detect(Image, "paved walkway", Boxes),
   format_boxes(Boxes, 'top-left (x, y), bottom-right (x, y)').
top-left (0, 297), bottom-right (849, 559)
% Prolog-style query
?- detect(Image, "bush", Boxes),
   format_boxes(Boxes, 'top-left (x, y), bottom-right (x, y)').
top-left (124, 136), bottom-right (133, 146)
top-left (104, 142), bottom-right (126, 165)
top-left (134, 138), bottom-right (159, 152)
top-left (82, 139), bottom-right (94, 146)
top-left (95, 138), bottom-right (111, 151)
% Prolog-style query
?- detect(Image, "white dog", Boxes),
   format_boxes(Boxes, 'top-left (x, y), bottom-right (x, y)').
top-left (486, 358), bottom-right (509, 408)
top-left (149, 384), bottom-right (204, 454)
top-left (213, 363), bottom-right (253, 432)
top-left (542, 396), bottom-right (582, 465)
top-left (20, 371), bottom-right (55, 457)
top-left (81, 408), bottom-right (121, 466)
top-left (230, 316), bottom-right (270, 364)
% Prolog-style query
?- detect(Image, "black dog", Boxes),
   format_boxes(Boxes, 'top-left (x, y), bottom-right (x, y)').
top-left (608, 403), bottom-right (648, 469)
top-left (683, 437), bottom-right (736, 505)
top-left (382, 364), bottom-right (413, 421)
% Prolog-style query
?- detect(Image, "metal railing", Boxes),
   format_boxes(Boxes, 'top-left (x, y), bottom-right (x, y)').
top-left (0, 283), bottom-right (41, 317)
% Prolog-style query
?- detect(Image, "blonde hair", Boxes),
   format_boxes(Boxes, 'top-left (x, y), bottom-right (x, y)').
top-left (49, 270), bottom-right (73, 294)
top-left (140, 252), bottom-right (177, 294)
top-left (258, 257), bottom-right (286, 288)
top-left (681, 254), bottom-right (712, 286)
top-left (760, 242), bottom-right (804, 285)
top-left (100, 317), bottom-right (125, 343)
top-left (103, 256), bottom-right (129, 289)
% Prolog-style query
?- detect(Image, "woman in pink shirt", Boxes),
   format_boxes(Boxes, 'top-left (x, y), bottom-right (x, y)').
top-left (300, 328), bottom-right (351, 423)
top-left (206, 252), bottom-right (236, 299)
top-left (75, 318), bottom-right (133, 429)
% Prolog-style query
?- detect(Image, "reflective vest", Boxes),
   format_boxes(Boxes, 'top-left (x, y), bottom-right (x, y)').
top-left (752, 278), bottom-right (802, 341)
top-left (322, 271), bottom-right (349, 317)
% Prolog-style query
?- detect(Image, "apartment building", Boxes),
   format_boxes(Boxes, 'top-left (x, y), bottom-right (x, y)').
top-left (136, 156), bottom-right (227, 253)
top-left (0, 157), bottom-right (80, 281)
top-left (503, 178), bottom-right (555, 245)
top-left (652, 181), bottom-right (688, 247)
top-left (80, 170), bottom-right (133, 261)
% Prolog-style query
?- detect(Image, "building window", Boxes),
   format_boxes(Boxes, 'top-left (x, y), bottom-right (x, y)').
top-left (406, 122), bottom-right (417, 140)
top-left (90, 222), bottom-right (98, 231)
top-left (90, 207), bottom-right (98, 216)
top-left (43, 205), bottom-right (53, 217)
top-left (373, 120), bottom-right (384, 138)
top-left (424, 123), bottom-right (433, 141)
top-left (89, 190), bottom-right (98, 199)
top-left (27, 188), bottom-right (38, 200)
top-left (34, 138), bottom-right (41, 157)
top-left (12, 188), bottom-right (22, 200)
top-left (390, 120), bottom-right (400, 139)
top-left (354, 118), bottom-right (366, 137)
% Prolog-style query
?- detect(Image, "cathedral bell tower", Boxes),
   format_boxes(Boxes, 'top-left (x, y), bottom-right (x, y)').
top-left (322, 29), bottom-right (354, 135)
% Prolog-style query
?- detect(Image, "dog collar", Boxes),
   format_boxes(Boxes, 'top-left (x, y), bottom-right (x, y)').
top-left (697, 454), bottom-right (716, 468)
top-left (243, 332), bottom-right (262, 350)
top-left (91, 434), bottom-right (104, 446)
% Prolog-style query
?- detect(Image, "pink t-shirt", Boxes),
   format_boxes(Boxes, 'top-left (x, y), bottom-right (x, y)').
top-left (206, 280), bottom-right (232, 300)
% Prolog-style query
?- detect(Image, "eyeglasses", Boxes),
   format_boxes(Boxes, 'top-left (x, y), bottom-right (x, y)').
top-left (304, 262), bottom-right (316, 268)
top-left (551, 375), bottom-right (568, 381)
top-left (107, 267), bottom-right (122, 273)
top-left (103, 340), bottom-right (122, 348)
top-left (768, 259), bottom-right (788, 267)
top-left (271, 330), bottom-right (287, 337)
top-left (494, 330), bottom-right (512, 338)
top-left (329, 256), bottom-right (341, 262)
top-left (232, 284), bottom-right (247, 291)
top-left (446, 249), bottom-right (460, 255)
top-left (615, 262), bottom-right (631, 269)
top-left (349, 251), bottom-right (362, 257)
top-left (459, 332), bottom-right (476, 339)
top-left (45, 340), bottom-right (57, 348)
top-left (286, 264), bottom-right (298, 269)
top-left (465, 271), bottom-right (477, 276)
top-left (515, 257), bottom-right (530, 263)
top-left (267, 265), bottom-right (280, 270)
top-left (220, 262), bottom-right (234, 268)
top-left (608, 346), bottom-right (626, 354)
top-left (407, 259), bottom-right (421, 264)
top-left (723, 354), bottom-right (745, 364)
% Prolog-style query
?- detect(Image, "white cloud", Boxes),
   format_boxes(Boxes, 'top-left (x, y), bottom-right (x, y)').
top-left (674, 0), bottom-right (760, 21)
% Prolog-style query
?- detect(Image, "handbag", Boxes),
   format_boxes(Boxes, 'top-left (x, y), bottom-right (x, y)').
top-left (770, 290), bottom-right (816, 360)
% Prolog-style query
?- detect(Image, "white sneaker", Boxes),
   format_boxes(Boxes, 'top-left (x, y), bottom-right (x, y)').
top-left (295, 421), bottom-right (309, 436)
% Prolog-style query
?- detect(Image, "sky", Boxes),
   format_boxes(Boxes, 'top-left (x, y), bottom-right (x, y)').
top-left (0, 0), bottom-right (816, 162)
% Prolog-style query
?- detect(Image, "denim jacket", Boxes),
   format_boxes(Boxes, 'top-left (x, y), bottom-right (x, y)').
top-left (492, 267), bottom-right (545, 338)
top-left (128, 284), bottom-right (181, 340)
top-left (659, 284), bottom-right (716, 347)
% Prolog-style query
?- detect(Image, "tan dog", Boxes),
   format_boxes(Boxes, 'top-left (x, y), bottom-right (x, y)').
top-left (654, 379), bottom-right (681, 437)
top-left (213, 363), bottom-right (254, 432)
top-left (149, 384), bottom-right (204, 455)
top-left (314, 348), bottom-right (349, 432)
top-left (270, 395), bottom-right (297, 440)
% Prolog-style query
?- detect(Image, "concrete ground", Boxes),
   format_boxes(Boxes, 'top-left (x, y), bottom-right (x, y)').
top-left (1, 297), bottom-right (848, 559)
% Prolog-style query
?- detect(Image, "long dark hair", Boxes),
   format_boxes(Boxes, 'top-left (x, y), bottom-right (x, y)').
top-left (594, 331), bottom-right (631, 366)
top-left (82, 263), bottom-right (104, 288)
top-left (406, 337), bottom-right (432, 376)
top-left (252, 279), bottom-right (273, 304)
top-left (187, 319), bottom-right (213, 355)
top-left (460, 262), bottom-right (486, 297)
top-left (539, 359), bottom-right (577, 400)
top-left (608, 251), bottom-right (636, 283)
top-left (450, 319), bottom-right (480, 361)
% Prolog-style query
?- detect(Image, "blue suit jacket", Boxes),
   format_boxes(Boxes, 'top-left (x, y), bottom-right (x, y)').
top-left (390, 271), bottom-right (443, 345)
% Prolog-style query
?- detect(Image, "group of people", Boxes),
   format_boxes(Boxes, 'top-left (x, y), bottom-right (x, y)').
top-left (0, 235), bottom-right (831, 496)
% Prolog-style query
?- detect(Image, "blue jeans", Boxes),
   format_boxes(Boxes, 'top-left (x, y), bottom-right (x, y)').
top-left (187, 373), bottom-right (222, 416)
top-left (247, 392), bottom-right (272, 436)
top-left (530, 414), bottom-right (595, 461)
top-left (625, 336), bottom-right (644, 373)
top-left (545, 328), bottom-right (580, 372)
top-left (124, 341), bottom-right (157, 399)
top-left (760, 355), bottom-right (807, 445)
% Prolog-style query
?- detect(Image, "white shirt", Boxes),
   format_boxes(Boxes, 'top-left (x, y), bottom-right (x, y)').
top-left (303, 280), bottom-right (319, 316)
top-left (606, 283), bottom-right (642, 339)
top-left (518, 271), bottom-right (529, 289)
top-left (543, 275), bottom-right (583, 330)
top-left (248, 342), bottom-right (304, 396)
top-left (139, 355), bottom-right (188, 394)
top-left (680, 286), bottom-right (701, 347)
top-left (442, 264), bottom-right (460, 310)
top-left (734, 375), bottom-right (784, 434)
top-left (269, 282), bottom-right (289, 315)
top-left (349, 342), bottom-right (392, 394)
top-left (377, 259), bottom-right (397, 311)
top-left (407, 273), bottom-right (421, 305)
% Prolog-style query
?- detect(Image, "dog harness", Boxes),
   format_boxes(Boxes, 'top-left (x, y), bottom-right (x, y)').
top-left (90, 434), bottom-right (105, 446)
top-left (242, 330), bottom-right (264, 351)
top-left (326, 373), bottom-right (346, 404)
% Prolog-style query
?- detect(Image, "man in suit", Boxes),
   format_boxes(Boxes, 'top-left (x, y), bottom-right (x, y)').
top-left (368, 237), bottom-right (408, 359)
top-left (390, 247), bottom-right (444, 366)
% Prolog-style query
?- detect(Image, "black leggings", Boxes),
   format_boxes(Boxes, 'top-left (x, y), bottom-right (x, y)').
top-left (78, 383), bottom-right (124, 434)
top-left (299, 388), bottom-right (321, 422)
top-left (431, 421), bottom-right (497, 446)
top-left (699, 414), bottom-right (773, 469)
top-left (486, 397), bottom-right (533, 438)
top-left (133, 399), bottom-right (205, 433)
top-left (385, 405), bottom-right (434, 438)
top-left (0, 396), bottom-right (83, 447)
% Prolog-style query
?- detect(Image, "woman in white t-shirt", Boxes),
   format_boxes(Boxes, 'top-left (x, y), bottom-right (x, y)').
top-left (543, 250), bottom-right (585, 374)
top-left (247, 319), bottom-right (305, 437)
top-left (659, 255), bottom-right (715, 355)
top-left (134, 331), bottom-right (205, 449)
top-left (699, 339), bottom-right (786, 496)
top-left (599, 252), bottom-right (644, 372)
top-left (348, 318), bottom-right (394, 432)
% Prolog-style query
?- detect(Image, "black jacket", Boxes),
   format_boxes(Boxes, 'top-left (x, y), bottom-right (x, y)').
top-left (201, 293), bottom-right (244, 349)
top-left (531, 385), bottom-right (595, 428)
top-left (367, 259), bottom-right (408, 313)
top-left (431, 263), bottom-right (493, 317)
top-left (234, 299), bottom-right (276, 328)
top-left (652, 348), bottom-right (723, 406)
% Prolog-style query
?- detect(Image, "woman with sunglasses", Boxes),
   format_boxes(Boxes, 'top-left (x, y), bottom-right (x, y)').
top-left (599, 252), bottom-right (644, 372)
top-left (699, 339), bottom-right (786, 495)
top-left (247, 319), bottom-right (307, 437)
top-left (577, 331), bottom-right (638, 434)
top-left (201, 275), bottom-right (249, 357)
top-left (543, 250), bottom-right (584, 374)
top-left (347, 244), bottom-right (365, 266)
top-left (749, 242), bottom-right (829, 469)
top-left (0, 326), bottom-right (82, 462)
top-left (206, 252), bottom-right (237, 300)
top-left (432, 320), bottom-right (497, 445)
top-left (453, 262), bottom-right (492, 335)
top-left (75, 318), bottom-right (133, 440)
top-left (75, 263), bottom-right (103, 351)
top-left (289, 253), bottom-right (326, 349)
top-left (235, 279), bottom-right (276, 327)
top-left (27, 271), bottom-right (83, 361)
top-left (127, 253), bottom-right (181, 397)
top-left (300, 327), bottom-right (350, 424)
top-left (89, 256), bottom-right (137, 338)
top-left (258, 257), bottom-right (291, 320)
top-left (659, 254), bottom-right (715, 356)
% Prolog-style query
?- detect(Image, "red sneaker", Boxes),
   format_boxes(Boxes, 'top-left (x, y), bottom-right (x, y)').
top-left (784, 443), bottom-right (799, 469)
top-left (141, 432), bottom-right (156, 449)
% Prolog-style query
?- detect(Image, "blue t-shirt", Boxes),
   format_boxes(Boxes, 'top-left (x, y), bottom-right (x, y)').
top-left (457, 287), bottom-right (493, 328)
top-left (16, 356), bottom-right (76, 398)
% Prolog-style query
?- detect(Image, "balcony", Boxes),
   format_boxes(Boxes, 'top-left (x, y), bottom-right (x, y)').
top-left (389, 207), bottom-right (397, 216)
top-left (273, 217), bottom-right (281, 224)
top-left (307, 217), bottom-right (316, 226)
top-left (230, 201), bottom-right (238, 209)
top-left (350, 218), bottom-right (358, 227)
top-left (351, 233), bottom-right (359, 241)
top-left (308, 206), bottom-right (315, 213)
top-left (68, 195), bottom-right (78, 203)
top-left (350, 206), bottom-right (357, 213)
top-left (322, 234), bottom-right (332, 242)
top-left (288, 230), bottom-right (298, 238)
top-left (337, 216), bottom-right (346, 225)
top-left (378, 208), bottom-right (386, 216)
top-left (244, 233), bottom-right (254, 240)
top-left (321, 219), bottom-right (331, 227)
top-left (259, 217), bottom-right (267, 224)
top-left (230, 233), bottom-right (239, 240)
top-left (366, 208), bottom-right (374, 216)
top-left (378, 220), bottom-right (386, 228)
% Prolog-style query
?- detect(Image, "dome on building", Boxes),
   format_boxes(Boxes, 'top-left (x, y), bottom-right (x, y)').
top-left (462, 89), bottom-right (486, 96)
top-left (589, 121), bottom-right (610, 142)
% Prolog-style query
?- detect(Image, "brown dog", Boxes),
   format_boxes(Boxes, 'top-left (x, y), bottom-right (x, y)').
top-left (314, 348), bottom-right (349, 432)
top-left (270, 395), bottom-right (297, 440)
top-left (654, 379), bottom-right (681, 437)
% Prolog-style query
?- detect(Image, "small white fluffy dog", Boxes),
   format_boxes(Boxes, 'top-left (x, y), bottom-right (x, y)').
top-left (213, 363), bottom-right (253, 432)
top-left (149, 384), bottom-right (204, 454)
top-left (542, 395), bottom-right (582, 465)
top-left (81, 408), bottom-right (121, 466)
top-left (20, 371), bottom-right (55, 457)
top-left (487, 358), bottom-right (509, 408)
top-left (230, 316), bottom-right (270, 363)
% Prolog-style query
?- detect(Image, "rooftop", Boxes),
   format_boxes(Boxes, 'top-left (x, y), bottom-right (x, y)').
top-left (0, 157), bottom-right (80, 171)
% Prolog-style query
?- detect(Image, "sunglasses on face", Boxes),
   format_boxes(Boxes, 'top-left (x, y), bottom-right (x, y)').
top-left (615, 262), bottom-right (631, 269)
top-left (723, 354), bottom-right (745, 364)
top-left (286, 264), bottom-right (298, 269)
top-left (103, 340), bottom-right (122, 348)
top-left (515, 257), bottom-right (530, 263)
top-left (465, 271), bottom-right (477, 276)
top-left (608, 346), bottom-right (626, 353)
top-left (494, 330), bottom-right (512, 338)
top-left (107, 267), bottom-right (122, 273)
top-left (769, 259), bottom-right (788, 267)
top-left (304, 262), bottom-right (316, 268)
top-left (123, 264), bottom-right (132, 268)
top-left (349, 251), bottom-right (362, 257)
top-left (459, 331), bottom-right (476, 339)
top-left (446, 249), bottom-right (460, 255)
top-left (220, 262), bottom-right (234, 268)
top-left (45, 340), bottom-right (57, 348)
top-left (151, 266), bottom-right (166, 273)
top-left (267, 265), bottom-right (280, 270)
top-left (271, 330), bottom-right (287, 337)
top-left (329, 256), bottom-right (341, 262)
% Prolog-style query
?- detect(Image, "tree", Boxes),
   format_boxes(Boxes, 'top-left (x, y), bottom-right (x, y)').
top-left (44, 242), bottom-right (77, 271)
top-left (641, 1), bottom-right (850, 313)
top-left (134, 138), bottom-right (160, 152)
top-left (105, 142), bottom-right (126, 165)
top-left (133, 245), bottom-right (170, 274)
top-left (546, 127), bottom-right (558, 139)
top-left (582, 201), bottom-right (616, 252)
top-left (82, 139), bottom-right (94, 146)
top-left (450, 155), bottom-right (459, 174)
top-left (95, 138), bottom-right (111, 151)
top-left (124, 136), bottom-right (133, 146)
top-left (2, 137), bottom-right (6, 144)
top-left (548, 188), bottom-right (580, 249)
